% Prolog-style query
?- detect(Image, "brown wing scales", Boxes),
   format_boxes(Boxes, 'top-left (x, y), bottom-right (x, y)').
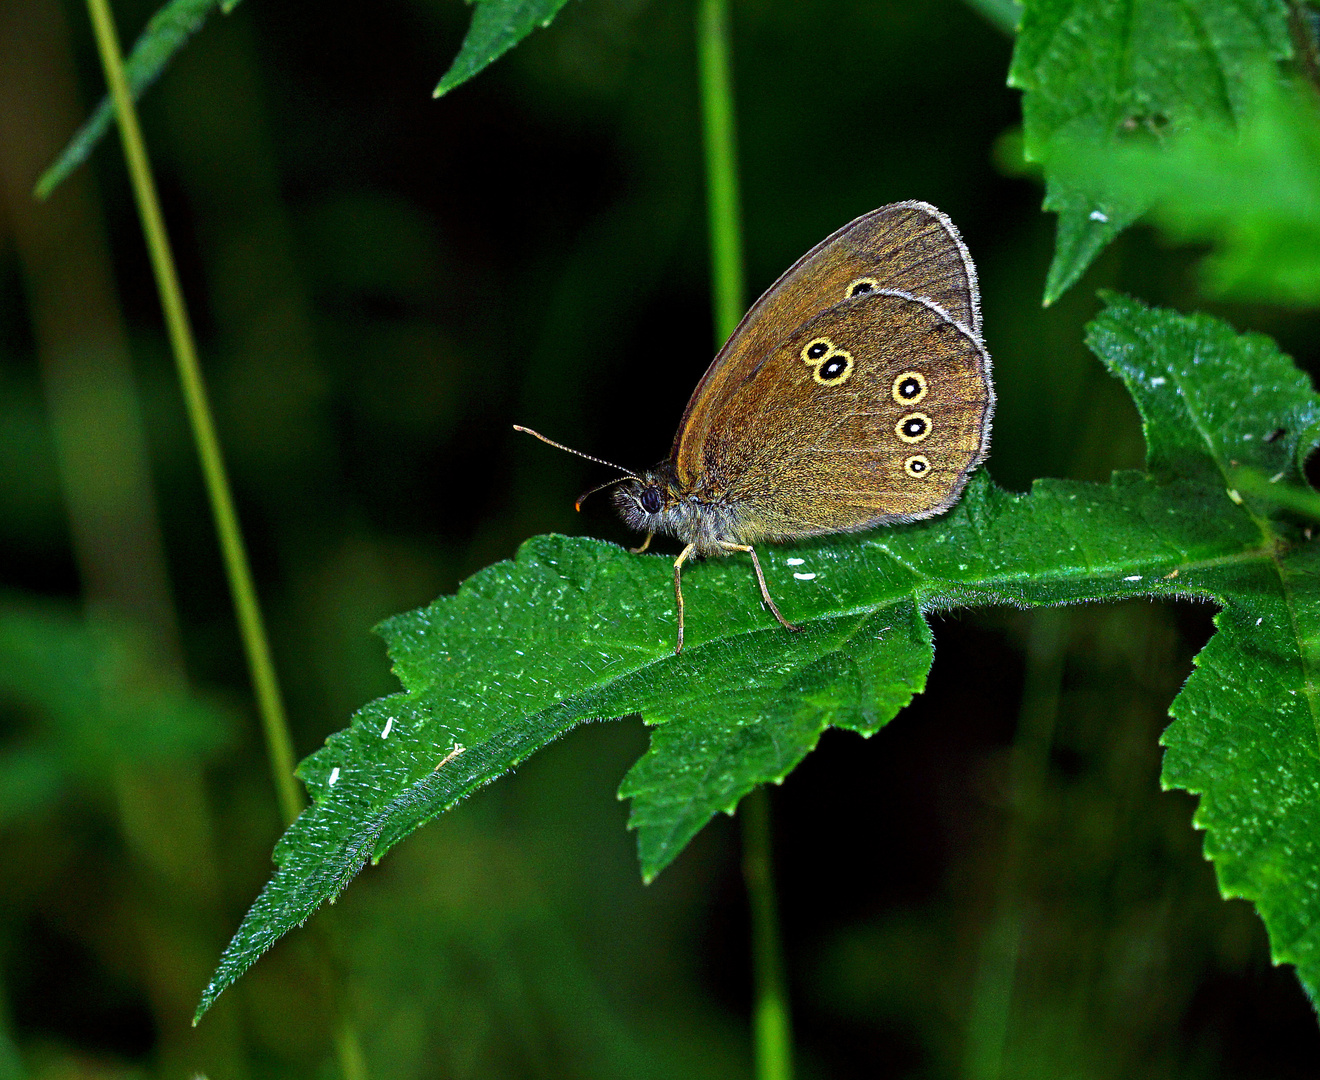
top-left (690, 290), bottom-right (993, 542)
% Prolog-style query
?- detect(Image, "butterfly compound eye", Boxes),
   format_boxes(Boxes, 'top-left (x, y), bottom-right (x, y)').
top-left (640, 486), bottom-right (663, 514)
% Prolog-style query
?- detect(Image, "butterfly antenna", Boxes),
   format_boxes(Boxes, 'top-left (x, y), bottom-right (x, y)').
top-left (513, 425), bottom-right (641, 511)
top-left (573, 477), bottom-right (628, 512)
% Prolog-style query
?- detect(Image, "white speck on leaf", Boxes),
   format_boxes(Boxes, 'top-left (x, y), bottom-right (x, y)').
top-left (786, 557), bottom-right (805, 566)
top-left (381, 718), bottom-right (394, 739)
top-left (1124, 575), bottom-right (1142, 582)
top-left (1150, 376), bottom-right (1166, 387)
top-left (328, 767), bottom-right (340, 786)
top-left (793, 572), bottom-right (817, 581)
top-left (1089, 209), bottom-right (1109, 222)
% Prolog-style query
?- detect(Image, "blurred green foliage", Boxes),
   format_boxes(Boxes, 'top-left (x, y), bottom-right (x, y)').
top-left (0, 603), bottom-right (232, 819)
top-left (1008, 0), bottom-right (1292, 304)
top-left (1057, 71), bottom-right (1320, 305)
top-left (3, 0), bottom-right (1320, 1077)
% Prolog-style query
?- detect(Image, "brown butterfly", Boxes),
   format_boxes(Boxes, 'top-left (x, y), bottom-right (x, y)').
top-left (518, 201), bottom-right (993, 653)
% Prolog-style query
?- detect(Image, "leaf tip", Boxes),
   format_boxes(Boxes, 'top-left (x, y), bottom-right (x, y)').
top-left (192, 992), bottom-right (215, 1027)
top-left (1041, 262), bottom-right (1077, 308)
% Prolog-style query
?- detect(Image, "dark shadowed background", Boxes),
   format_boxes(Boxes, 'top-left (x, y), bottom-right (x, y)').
top-left (1, 0), bottom-right (1319, 1077)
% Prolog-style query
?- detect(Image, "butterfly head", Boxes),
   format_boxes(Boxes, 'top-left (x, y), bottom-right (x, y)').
top-left (613, 464), bottom-right (740, 553)
top-left (613, 466), bottom-right (683, 534)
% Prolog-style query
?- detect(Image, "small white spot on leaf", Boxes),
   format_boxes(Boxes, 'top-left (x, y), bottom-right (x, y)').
top-left (786, 557), bottom-right (805, 566)
top-left (328, 766), bottom-right (340, 786)
top-left (793, 572), bottom-right (817, 581)
top-left (1090, 209), bottom-right (1109, 222)
top-left (381, 718), bottom-right (394, 739)
top-left (1150, 376), bottom-right (1166, 387)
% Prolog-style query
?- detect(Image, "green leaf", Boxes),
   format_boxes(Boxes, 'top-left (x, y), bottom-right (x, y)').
top-left (1057, 74), bottom-right (1320, 305)
top-left (35, 0), bottom-right (233, 200)
top-left (197, 294), bottom-right (1320, 1021)
top-left (1007, 0), bottom-right (1292, 304)
top-left (1088, 292), bottom-right (1320, 1005)
top-left (961, 0), bottom-right (1022, 37)
top-left (433, 0), bottom-right (576, 100)
top-left (618, 602), bottom-right (933, 875)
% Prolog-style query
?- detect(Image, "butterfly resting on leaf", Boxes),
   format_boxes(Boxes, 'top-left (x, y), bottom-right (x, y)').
top-left (518, 201), bottom-right (994, 654)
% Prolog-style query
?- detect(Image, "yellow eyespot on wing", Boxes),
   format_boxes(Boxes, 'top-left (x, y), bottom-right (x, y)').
top-left (896, 411), bottom-right (932, 443)
top-left (801, 337), bottom-right (834, 363)
top-left (846, 276), bottom-right (880, 298)
top-left (811, 348), bottom-right (854, 386)
top-left (892, 371), bottom-right (927, 404)
top-left (800, 336), bottom-right (854, 386)
top-left (904, 454), bottom-right (932, 479)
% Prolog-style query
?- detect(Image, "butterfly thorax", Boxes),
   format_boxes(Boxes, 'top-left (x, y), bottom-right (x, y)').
top-left (614, 465), bottom-right (746, 556)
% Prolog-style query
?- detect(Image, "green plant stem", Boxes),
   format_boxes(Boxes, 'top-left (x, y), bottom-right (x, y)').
top-left (84, 5), bottom-right (368, 1075)
top-left (83, 0), bottom-right (301, 831)
top-left (697, 4), bottom-right (793, 1074)
top-left (742, 786), bottom-right (793, 1080)
top-left (698, 0), bottom-right (745, 347)
top-left (333, 1007), bottom-right (369, 1080)
top-left (963, 610), bottom-right (1067, 1079)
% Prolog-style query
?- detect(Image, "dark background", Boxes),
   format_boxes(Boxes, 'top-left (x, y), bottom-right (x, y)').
top-left (1, 0), bottom-right (1319, 1076)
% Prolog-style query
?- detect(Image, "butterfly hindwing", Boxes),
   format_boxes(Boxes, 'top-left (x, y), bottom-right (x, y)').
top-left (690, 289), bottom-right (992, 541)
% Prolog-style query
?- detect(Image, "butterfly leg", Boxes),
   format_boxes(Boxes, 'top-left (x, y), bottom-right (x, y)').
top-left (673, 543), bottom-right (696, 654)
top-left (630, 531), bottom-right (655, 555)
top-left (720, 542), bottom-right (801, 633)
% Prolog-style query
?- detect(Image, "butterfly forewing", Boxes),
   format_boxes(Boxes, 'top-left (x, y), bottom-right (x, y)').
top-left (674, 201), bottom-right (981, 486)
top-left (692, 290), bottom-right (992, 541)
